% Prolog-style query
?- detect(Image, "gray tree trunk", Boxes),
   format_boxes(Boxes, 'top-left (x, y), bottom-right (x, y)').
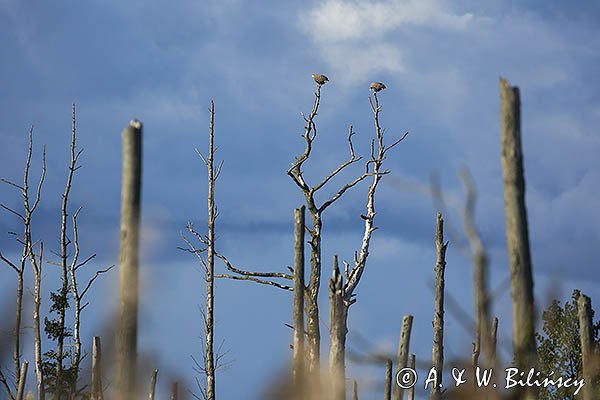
top-left (292, 206), bottom-right (306, 395)
top-left (577, 293), bottom-right (596, 400)
top-left (16, 361), bottom-right (28, 400)
top-left (499, 78), bottom-right (536, 400)
top-left (384, 359), bottom-right (392, 400)
top-left (407, 355), bottom-right (415, 400)
top-left (352, 380), bottom-right (358, 400)
top-left (116, 119), bottom-right (143, 400)
top-left (394, 315), bottom-right (413, 400)
top-left (430, 213), bottom-right (447, 400)
top-left (329, 256), bottom-right (347, 400)
top-left (204, 100), bottom-right (217, 400)
top-left (148, 369), bottom-right (158, 400)
top-left (91, 336), bottom-right (103, 400)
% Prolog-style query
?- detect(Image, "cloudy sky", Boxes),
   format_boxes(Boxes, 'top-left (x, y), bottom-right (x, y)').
top-left (1, 0), bottom-right (599, 398)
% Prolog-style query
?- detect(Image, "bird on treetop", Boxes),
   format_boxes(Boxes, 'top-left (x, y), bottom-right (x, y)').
top-left (370, 82), bottom-right (386, 92)
top-left (312, 74), bottom-right (329, 85)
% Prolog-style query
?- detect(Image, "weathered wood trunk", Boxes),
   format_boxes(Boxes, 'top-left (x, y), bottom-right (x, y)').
top-left (148, 369), bottom-right (158, 400)
top-left (499, 78), bottom-right (537, 400)
top-left (430, 213), bottom-right (447, 400)
top-left (577, 293), bottom-right (596, 400)
top-left (16, 361), bottom-right (28, 400)
top-left (352, 380), bottom-right (358, 400)
top-left (205, 100), bottom-right (217, 400)
top-left (394, 315), bottom-right (413, 400)
top-left (292, 206), bottom-right (306, 396)
top-left (91, 337), bottom-right (104, 400)
top-left (384, 359), bottom-right (392, 400)
top-left (407, 355), bottom-right (415, 400)
top-left (116, 119), bottom-right (143, 400)
top-left (329, 256), bottom-right (347, 400)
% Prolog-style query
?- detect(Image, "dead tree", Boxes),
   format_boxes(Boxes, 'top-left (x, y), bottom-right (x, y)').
top-left (91, 337), bottom-right (104, 400)
top-left (0, 127), bottom-right (46, 400)
top-left (287, 83), bottom-right (406, 374)
top-left (352, 380), bottom-right (358, 400)
top-left (577, 293), bottom-right (596, 400)
top-left (292, 206), bottom-right (305, 394)
top-left (384, 359), bottom-right (392, 400)
top-left (459, 169), bottom-right (493, 368)
top-left (148, 369), bottom-right (158, 400)
top-left (116, 119), bottom-right (143, 400)
top-left (329, 256), bottom-right (347, 400)
top-left (499, 78), bottom-right (536, 400)
top-left (16, 361), bottom-right (27, 400)
top-left (394, 315), bottom-right (413, 400)
top-left (430, 213), bottom-right (448, 400)
top-left (407, 355), bottom-right (415, 400)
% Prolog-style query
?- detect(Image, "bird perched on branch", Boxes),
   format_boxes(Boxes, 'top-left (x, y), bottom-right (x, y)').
top-left (370, 82), bottom-right (386, 92)
top-left (312, 73), bottom-right (329, 85)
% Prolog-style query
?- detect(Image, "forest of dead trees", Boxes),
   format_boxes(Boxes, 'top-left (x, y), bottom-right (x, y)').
top-left (0, 78), bottom-right (599, 400)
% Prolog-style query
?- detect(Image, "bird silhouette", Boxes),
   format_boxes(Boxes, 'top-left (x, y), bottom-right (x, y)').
top-left (370, 82), bottom-right (386, 92)
top-left (312, 74), bottom-right (329, 85)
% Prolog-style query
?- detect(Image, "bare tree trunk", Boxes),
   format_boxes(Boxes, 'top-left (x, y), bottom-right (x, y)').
top-left (91, 337), bottom-right (103, 400)
top-left (32, 244), bottom-right (44, 400)
top-left (292, 206), bottom-right (305, 394)
top-left (490, 317), bottom-right (498, 365)
top-left (16, 361), bottom-right (28, 400)
top-left (499, 78), bottom-right (536, 400)
top-left (204, 100), bottom-right (217, 400)
top-left (14, 271), bottom-right (24, 391)
top-left (306, 214), bottom-right (322, 377)
top-left (430, 213), bottom-right (447, 400)
top-left (352, 380), bottom-right (358, 400)
top-left (407, 355), bottom-right (415, 400)
top-left (577, 293), bottom-right (596, 400)
top-left (384, 359), bottom-right (392, 400)
top-left (329, 256), bottom-right (347, 400)
top-left (1, 126), bottom-right (45, 400)
top-left (460, 170), bottom-right (493, 370)
top-left (394, 315), bottom-right (413, 400)
top-left (148, 369), bottom-right (158, 400)
top-left (55, 105), bottom-right (79, 400)
top-left (170, 382), bottom-right (178, 400)
top-left (116, 119), bottom-right (143, 400)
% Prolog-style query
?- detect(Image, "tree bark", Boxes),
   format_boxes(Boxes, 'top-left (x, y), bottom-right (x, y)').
top-left (16, 361), bottom-right (28, 400)
top-left (384, 359), bottom-right (392, 400)
top-left (407, 355), bottom-right (415, 400)
top-left (394, 315), bottom-right (413, 400)
top-left (352, 380), bottom-right (358, 400)
top-left (499, 78), bottom-right (536, 400)
top-left (205, 100), bottom-right (217, 400)
top-left (329, 256), bottom-right (347, 400)
top-left (148, 369), bottom-right (158, 400)
top-left (430, 213), bottom-right (447, 400)
top-left (91, 337), bottom-right (103, 400)
top-left (292, 206), bottom-right (305, 395)
top-left (577, 293), bottom-right (596, 400)
top-left (116, 119), bottom-right (143, 400)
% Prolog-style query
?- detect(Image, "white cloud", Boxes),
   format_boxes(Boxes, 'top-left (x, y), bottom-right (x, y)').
top-left (299, 0), bottom-right (475, 84)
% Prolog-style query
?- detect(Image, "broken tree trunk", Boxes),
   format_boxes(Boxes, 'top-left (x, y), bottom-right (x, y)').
top-left (384, 359), bottom-right (392, 400)
top-left (430, 212), bottom-right (447, 400)
top-left (16, 361), bottom-right (28, 400)
top-left (116, 119), bottom-right (143, 400)
top-left (577, 293), bottom-right (596, 400)
top-left (292, 206), bottom-right (306, 395)
top-left (407, 355), bottom-right (415, 400)
top-left (394, 315), bottom-right (413, 400)
top-left (329, 256), bottom-right (347, 400)
top-left (91, 337), bottom-right (103, 400)
top-left (499, 78), bottom-right (536, 400)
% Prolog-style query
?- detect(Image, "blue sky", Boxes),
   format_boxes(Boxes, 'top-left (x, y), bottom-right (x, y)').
top-left (1, 0), bottom-right (599, 398)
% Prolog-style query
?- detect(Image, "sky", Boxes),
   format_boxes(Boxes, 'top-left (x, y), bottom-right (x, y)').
top-left (1, 0), bottom-right (599, 398)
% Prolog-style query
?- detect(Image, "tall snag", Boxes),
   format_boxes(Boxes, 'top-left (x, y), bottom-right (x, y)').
top-left (116, 119), bottom-right (143, 400)
top-left (499, 78), bottom-right (536, 400)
